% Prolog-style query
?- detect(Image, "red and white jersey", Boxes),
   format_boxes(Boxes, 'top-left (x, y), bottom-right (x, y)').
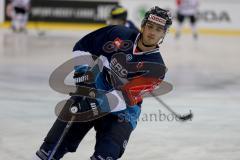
top-left (11, 0), bottom-right (30, 9)
top-left (177, 0), bottom-right (199, 16)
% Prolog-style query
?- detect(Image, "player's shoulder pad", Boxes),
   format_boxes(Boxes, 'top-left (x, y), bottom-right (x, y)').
top-left (72, 25), bottom-right (115, 52)
top-left (72, 25), bottom-right (138, 52)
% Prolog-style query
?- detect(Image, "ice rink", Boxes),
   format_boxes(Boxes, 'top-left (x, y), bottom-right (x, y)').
top-left (0, 29), bottom-right (240, 160)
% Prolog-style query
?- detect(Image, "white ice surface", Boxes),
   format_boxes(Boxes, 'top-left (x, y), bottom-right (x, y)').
top-left (0, 29), bottom-right (240, 160)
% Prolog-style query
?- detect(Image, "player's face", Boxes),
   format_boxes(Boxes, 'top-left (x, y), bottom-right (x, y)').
top-left (141, 21), bottom-right (166, 46)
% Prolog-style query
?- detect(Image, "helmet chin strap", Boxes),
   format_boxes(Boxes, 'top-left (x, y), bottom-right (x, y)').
top-left (158, 36), bottom-right (165, 45)
top-left (141, 37), bottom-right (157, 47)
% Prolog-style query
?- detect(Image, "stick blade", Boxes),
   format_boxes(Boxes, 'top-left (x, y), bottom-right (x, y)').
top-left (179, 112), bottom-right (193, 121)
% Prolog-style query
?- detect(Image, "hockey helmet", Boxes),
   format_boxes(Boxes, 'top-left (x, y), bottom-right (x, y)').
top-left (110, 5), bottom-right (128, 21)
top-left (141, 6), bottom-right (172, 30)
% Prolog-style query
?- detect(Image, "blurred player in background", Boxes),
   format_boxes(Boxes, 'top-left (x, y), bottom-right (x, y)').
top-left (175, 0), bottom-right (199, 39)
top-left (107, 5), bottom-right (139, 32)
top-left (6, 0), bottom-right (31, 32)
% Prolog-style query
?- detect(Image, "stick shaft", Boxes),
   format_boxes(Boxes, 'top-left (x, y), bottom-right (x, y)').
top-left (48, 116), bottom-right (75, 160)
top-left (151, 94), bottom-right (181, 117)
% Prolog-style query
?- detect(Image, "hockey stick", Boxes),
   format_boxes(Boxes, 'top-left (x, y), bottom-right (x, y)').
top-left (48, 96), bottom-right (83, 160)
top-left (48, 115), bottom-right (76, 160)
top-left (151, 93), bottom-right (193, 121)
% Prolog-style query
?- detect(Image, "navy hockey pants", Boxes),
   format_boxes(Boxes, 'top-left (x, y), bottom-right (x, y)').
top-left (36, 114), bottom-right (133, 160)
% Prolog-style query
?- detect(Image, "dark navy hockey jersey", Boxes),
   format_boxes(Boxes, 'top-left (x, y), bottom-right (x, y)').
top-left (73, 25), bottom-right (165, 129)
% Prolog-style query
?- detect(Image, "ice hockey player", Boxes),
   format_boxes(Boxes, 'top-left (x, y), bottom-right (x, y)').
top-left (107, 5), bottom-right (139, 32)
top-left (6, 0), bottom-right (31, 32)
top-left (175, 0), bottom-right (199, 39)
top-left (34, 6), bottom-right (172, 160)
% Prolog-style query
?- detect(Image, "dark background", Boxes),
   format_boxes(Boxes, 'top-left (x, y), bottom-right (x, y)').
top-left (5, 0), bottom-right (119, 23)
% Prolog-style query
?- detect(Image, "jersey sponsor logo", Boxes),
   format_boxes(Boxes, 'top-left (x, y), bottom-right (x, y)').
top-left (103, 39), bottom-right (133, 53)
top-left (126, 54), bottom-right (133, 61)
top-left (113, 38), bottom-right (123, 49)
top-left (74, 75), bottom-right (89, 83)
top-left (148, 14), bottom-right (166, 26)
top-left (90, 102), bottom-right (99, 116)
top-left (110, 58), bottom-right (128, 77)
top-left (136, 62), bottom-right (144, 69)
